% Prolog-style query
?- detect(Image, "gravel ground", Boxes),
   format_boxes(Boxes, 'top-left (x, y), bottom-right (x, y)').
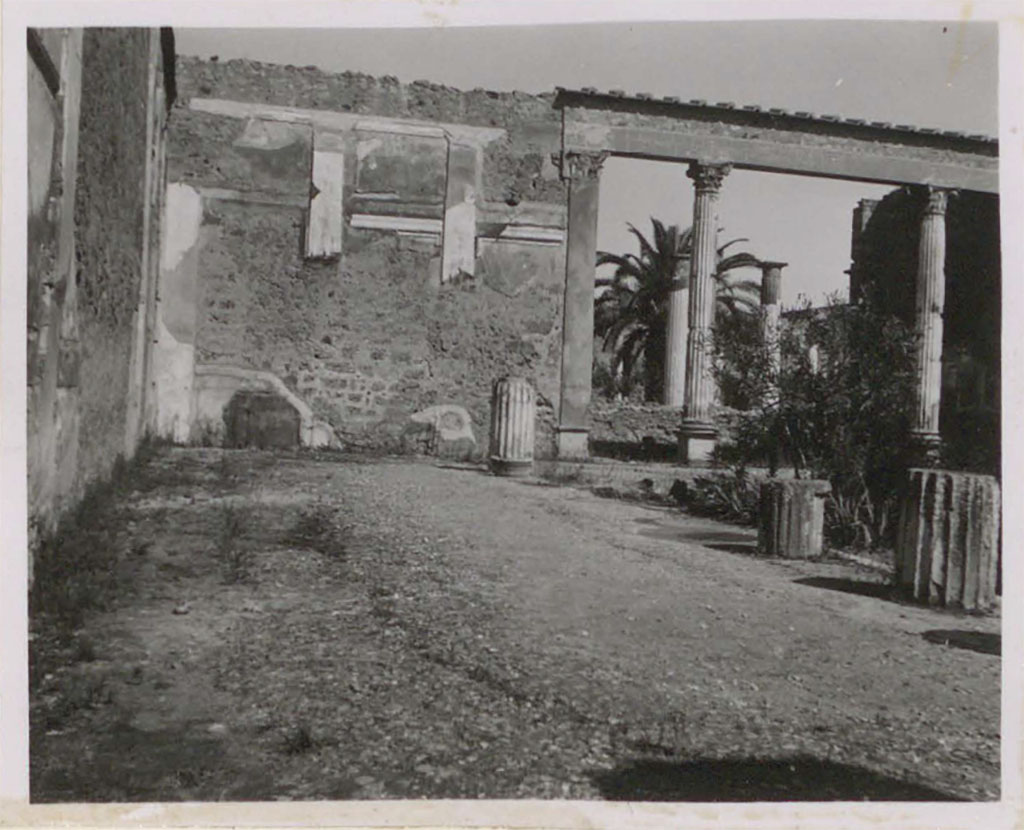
top-left (29, 447), bottom-right (1000, 802)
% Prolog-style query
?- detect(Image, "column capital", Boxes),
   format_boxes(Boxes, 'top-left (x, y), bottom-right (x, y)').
top-left (922, 187), bottom-right (951, 216)
top-left (686, 161), bottom-right (732, 193)
top-left (760, 261), bottom-right (787, 306)
top-left (558, 150), bottom-right (610, 182)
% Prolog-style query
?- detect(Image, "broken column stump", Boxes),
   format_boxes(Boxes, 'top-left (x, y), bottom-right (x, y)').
top-left (489, 377), bottom-right (536, 476)
top-left (897, 468), bottom-right (1000, 610)
top-left (759, 479), bottom-right (832, 559)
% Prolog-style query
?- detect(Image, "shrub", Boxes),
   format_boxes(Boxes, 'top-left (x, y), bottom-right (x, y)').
top-left (712, 296), bottom-right (917, 548)
top-left (681, 468), bottom-right (760, 526)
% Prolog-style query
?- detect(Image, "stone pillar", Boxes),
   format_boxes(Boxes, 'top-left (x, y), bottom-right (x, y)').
top-left (759, 261), bottom-right (786, 390)
top-left (910, 187), bottom-right (949, 460)
top-left (679, 162), bottom-right (730, 464)
top-left (556, 151), bottom-right (607, 458)
top-left (663, 261), bottom-right (689, 408)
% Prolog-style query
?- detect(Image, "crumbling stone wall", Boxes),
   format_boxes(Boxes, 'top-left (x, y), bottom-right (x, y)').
top-left (177, 58), bottom-right (565, 206)
top-left (165, 57), bottom-right (569, 456)
top-left (72, 28), bottom-right (151, 488)
top-left (28, 28), bottom-right (171, 559)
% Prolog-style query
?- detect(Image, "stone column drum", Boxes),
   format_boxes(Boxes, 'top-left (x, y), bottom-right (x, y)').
top-left (910, 187), bottom-right (949, 460)
top-left (897, 468), bottom-right (1000, 610)
top-left (759, 479), bottom-right (832, 559)
top-left (556, 151), bottom-right (607, 459)
top-left (489, 377), bottom-right (536, 476)
top-left (679, 162), bottom-right (731, 464)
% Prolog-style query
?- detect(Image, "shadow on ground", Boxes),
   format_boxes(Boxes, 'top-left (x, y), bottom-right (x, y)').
top-left (590, 756), bottom-right (963, 801)
top-left (703, 542), bottom-right (759, 555)
top-left (922, 629), bottom-right (1001, 656)
top-left (793, 576), bottom-right (902, 602)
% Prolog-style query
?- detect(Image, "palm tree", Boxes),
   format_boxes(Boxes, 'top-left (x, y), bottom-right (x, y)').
top-left (595, 218), bottom-right (762, 402)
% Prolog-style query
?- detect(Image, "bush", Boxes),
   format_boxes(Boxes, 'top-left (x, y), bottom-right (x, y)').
top-left (712, 296), bottom-right (917, 548)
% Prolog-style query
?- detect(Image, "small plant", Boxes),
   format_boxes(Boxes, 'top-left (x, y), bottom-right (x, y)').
top-left (286, 500), bottom-right (347, 558)
top-left (216, 503), bottom-right (253, 583)
top-left (41, 672), bottom-right (113, 730)
top-left (281, 722), bottom-right (318, 755)
top-left (682, 467), bottom-right (760, 526)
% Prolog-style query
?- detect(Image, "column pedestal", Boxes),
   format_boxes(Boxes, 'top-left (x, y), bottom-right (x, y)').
top-left (556, 428), bottom-right (590, 459)
top-left (678, 420), bottom-right (717, 465)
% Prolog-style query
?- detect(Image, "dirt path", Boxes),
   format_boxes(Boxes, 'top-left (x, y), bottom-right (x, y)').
top-left (30, 448), bottom-right (1000, 802)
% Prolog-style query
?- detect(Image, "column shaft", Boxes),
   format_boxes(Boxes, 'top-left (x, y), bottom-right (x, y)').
top-left (557, 151), bottom-right (606, 458)
top-left (663, 277), bottom-right (689, 407)
top-left (759, 261), bottom-right (786, 399)
top-left (912, 188), bottom-right (948, 455)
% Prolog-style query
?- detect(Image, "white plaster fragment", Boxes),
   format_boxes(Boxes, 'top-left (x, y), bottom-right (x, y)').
top-left (306, 140), bottom-right (344, 258)
top-left (350, 214), bottom-right (443, 235)
top-left (153, 315), bottom-right (195, 444)
top-left (410, 405), bottom-right (476, 445)
top-left (161, 183), bottom-right (203, 272)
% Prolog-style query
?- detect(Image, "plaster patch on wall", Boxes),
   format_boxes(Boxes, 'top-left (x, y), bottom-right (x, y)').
top-left (154, 182), bottom-right (203, 442)
top-left (153, 315), bottom-right (196, 443)
top-left (233, 117), bottom-right (308, 151)
top-left (350, 214), bottom-right (443, 235)
top-left (162, 183), bottom-right (203, 271)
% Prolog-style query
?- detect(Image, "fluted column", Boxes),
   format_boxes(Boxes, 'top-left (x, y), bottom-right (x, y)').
top-left (760, 261), bottom-right (786, 402)
top-left (557, 150), bottom-right (608, 458)
top-left (911, 187), bottom-right (949, 460)
top-left (679, 162), bottom-right (730, 464)
top-left (663, 258), bottom-right (689, 407)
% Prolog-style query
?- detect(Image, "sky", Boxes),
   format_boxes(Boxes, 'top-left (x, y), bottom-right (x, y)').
top-left (175, 20), bottom-right (998, 306)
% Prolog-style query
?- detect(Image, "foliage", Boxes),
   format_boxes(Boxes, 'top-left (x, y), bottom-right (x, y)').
top-left (28, 441), bottom-right (165, 635)
top-left (595, 218), bottom-right (762, 402)
top-left (216, 503), bottom-right (254, 583)
top-left (712, 296), bottom-right (918, 547)
top-left (679, 468), bottom-right (760, 526)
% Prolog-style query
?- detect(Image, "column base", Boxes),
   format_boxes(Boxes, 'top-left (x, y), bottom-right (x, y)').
top-left (909, 429), bottom-right (942, 465)
top-left (678, 421), bottom-right (718, 466)
top-left (556, 428), bottom-right (589, 459)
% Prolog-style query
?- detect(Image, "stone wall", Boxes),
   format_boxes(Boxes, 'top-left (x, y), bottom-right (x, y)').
top-left (72, 28), bottom-right (151, 489)
top-left (27, 28), bottom-right (171, 543)
top-left (160, 57), bottom-right (569, 456)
